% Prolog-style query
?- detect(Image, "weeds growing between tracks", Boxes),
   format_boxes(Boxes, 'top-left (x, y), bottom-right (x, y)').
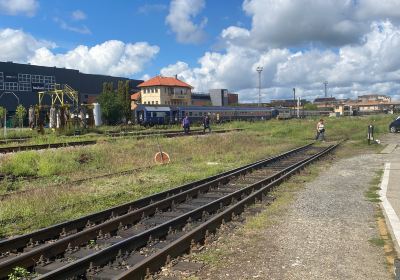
top-left (0, 115), bottom-right (394, 237)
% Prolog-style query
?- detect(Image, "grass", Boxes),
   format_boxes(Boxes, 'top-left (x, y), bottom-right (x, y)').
top-left (369, 237), bottom-right (385, 247)
top-left (365, 170), bottom-right (383, 203)
top-left (0, 115), bottom-right (394, 237)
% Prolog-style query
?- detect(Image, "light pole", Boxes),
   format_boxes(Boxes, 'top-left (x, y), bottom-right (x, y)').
top-left (256, 66), bottom-right (263, 107)
top-left (323, 81), bottom-right (328, 98)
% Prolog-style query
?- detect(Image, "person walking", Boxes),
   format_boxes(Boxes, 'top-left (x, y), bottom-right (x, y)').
top-left (182, 114), bottom-right (190, 134)
top-left (315, 119), bottom-right (325, 141)
top-left (203, 114), bottom-right (211, 133)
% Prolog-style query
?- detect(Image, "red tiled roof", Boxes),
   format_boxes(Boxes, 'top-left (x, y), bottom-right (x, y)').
top-left (138, 76), bottom-right (193, 88)
top-left (131, 92), bottom-right (141, 100)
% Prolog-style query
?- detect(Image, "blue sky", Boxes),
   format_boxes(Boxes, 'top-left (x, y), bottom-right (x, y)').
top-left (0, 0), bottom-right (250, 77)
top-left (1, 0), bottom-right (400, 102)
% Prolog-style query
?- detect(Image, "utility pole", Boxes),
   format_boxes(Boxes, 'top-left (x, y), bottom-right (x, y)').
top-left (3, 109), bottom-right (6, 138)
top-left (256, 66), bottom-right (263, 107)
top-left (323, 81), bottom-right (328, 98)
top-left (293, 88), bottom-right (296, 110)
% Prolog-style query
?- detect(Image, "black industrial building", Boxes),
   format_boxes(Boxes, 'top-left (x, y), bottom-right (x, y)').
top-left (0, 61), bottom-right (143, 111)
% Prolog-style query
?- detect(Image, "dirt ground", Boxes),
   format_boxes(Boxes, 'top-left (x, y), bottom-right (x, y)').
top-left (159, 137), bottom-right (400, 280)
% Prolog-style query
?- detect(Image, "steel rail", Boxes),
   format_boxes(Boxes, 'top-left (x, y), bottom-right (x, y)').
top-left (0, 129), bottom-right (241, 155)
top-left (0, 140), bottom-right (97, 154)
top-left (36, 144), bottom-right (337, 280)
top-left (116, 143), bottom-right (339, 280)
top-left (0, 144), bottom-right (313, 277)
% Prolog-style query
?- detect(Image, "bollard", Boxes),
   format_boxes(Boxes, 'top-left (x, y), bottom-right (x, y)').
top-left (367, 125), bottom-right (374, 145)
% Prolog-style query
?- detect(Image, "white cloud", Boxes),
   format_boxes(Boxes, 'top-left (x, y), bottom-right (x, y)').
top-left (0, 0), bottom-right (38, 16)
top-left (166, 0), bottom-right (207, 44)
top-left (71, 10), bottom-right (87, 21)
top-left (356, 0), bottom-right (400, 21)
top-left (30, 40), bottom-right (160, 77)
top-left (218, 0), bottom-right (400, 50)
top-left (161, 21), bottom-right (400, 102)
top-left (0, 28), bottom-right (55, 62)
top-left (54, 17), bottom-right (91, 35)
top-left (0, 28), bottom-right (159, 77)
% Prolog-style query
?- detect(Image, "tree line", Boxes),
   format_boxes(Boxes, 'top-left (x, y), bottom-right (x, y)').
top-left (97, 80), bottom-right (132, 125)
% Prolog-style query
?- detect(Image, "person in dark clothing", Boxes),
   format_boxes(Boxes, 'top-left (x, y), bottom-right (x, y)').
top-left (182, 114), bottom-right (190, 134)
top-left (203, 114), bottom-right (211, 133)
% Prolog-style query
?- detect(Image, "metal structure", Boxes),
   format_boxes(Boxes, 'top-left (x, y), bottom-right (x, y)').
top-left (323, 81), bottom-right (328, 98)
top-left (256, 66), bottom-right (263, 107)
top-left (38, 84), bottom-right (78, 109)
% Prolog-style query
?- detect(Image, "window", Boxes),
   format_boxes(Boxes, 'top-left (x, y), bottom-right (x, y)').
top-left (0, 83), bottom-right (3, 90)
top-left (45, 84), bottom-right (55, 90)
top-left (5, 82), bottom-right (18, 91)
top-left (156, 101), bottom-right (159, 104)
top-left (0, 72), bottom-right (3, 82)
top-left (18, 74), bottom-right (31, 83)
top-left (151, 101), bottom-right (154, 104)
top-left (32, 75), bottom-right (44, 83)
top-left (44, 76), bottom-right (55, 84)
top-left (19, 83), bottom-right (31, 91)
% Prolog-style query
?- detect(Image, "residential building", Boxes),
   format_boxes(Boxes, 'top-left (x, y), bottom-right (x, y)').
top-left (138, 75), bottom-right (192, 106)
top-left (358, 94), bottom-right (391, 103)
top-left (313, 97), bottom-right (338, 109)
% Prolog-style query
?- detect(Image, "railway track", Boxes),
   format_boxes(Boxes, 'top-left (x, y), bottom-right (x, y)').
top-left (0, 140), bottom-right (97, 154)
top-left (0, 142), bottom-right (338, 279)
top-left (0, 129), bottom-right (240, 154)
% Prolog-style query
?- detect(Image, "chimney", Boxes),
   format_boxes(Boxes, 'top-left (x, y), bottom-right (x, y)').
top-left (175, 74), bottom-right (178, 80)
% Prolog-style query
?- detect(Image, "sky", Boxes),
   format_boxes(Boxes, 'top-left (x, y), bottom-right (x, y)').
top-left (1, 0), bottom-right (400, 103)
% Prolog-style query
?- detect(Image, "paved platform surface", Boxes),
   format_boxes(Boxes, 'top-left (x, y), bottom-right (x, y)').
top-left (378, 134), bottom-right (400, 274)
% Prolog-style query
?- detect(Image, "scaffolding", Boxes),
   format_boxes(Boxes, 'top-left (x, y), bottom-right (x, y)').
top-left (38, 84), bottom-right (79, 109)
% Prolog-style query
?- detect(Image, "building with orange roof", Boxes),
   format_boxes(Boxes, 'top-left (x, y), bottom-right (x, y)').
top-left (138, 75), bottom-right (192, 106)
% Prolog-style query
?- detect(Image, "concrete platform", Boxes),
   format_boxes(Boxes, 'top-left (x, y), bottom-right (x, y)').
top-left (378, 143), bottom-right (400, 278)
top-left (381, 144), bottom-right (398, 154)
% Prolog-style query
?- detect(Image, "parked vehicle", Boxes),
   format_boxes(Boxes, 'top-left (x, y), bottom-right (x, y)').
top-left (389, 116), bottom-right (400, 133)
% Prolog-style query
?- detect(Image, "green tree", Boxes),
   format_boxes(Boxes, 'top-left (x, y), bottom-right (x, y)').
top-left (15, 104), bottom-right (27, 128)
top-left (118, 80), bottom-right (131, 124)
top-left (0, 106), bottom-right (6, 128)
top-left (98, 82), bottom-right (123, 124)
top-left (304, 103), bottom-right (319, 111)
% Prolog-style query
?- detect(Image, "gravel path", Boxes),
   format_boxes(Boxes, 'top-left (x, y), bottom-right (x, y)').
top-left (195, 151), bottom-right (392, 280)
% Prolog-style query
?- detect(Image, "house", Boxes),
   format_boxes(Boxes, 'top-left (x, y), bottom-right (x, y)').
top-left (138, 75), bottom-right (192, 106)
top-left (357, 94), bottom-right (391, 103)
top-left (130, 92), bottom-right (141, 110)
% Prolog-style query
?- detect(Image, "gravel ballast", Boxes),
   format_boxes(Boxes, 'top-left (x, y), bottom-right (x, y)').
top-left (193, 149), bottom-right (392, 280)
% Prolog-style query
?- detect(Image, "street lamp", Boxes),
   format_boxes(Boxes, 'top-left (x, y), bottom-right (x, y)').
top-left (256, 66), bottom-right (263, 107)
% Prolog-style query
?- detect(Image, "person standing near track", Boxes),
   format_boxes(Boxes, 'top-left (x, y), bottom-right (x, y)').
top-left (182, 114), bottom-right (190, 134)
top-left (203, 114), bottom-right (211, 133)
top-left (315, 119), bottom-right (325, 141)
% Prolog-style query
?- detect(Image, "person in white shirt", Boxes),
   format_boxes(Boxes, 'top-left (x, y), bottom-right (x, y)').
top-left (315, 119), bottom-right (325, 141)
